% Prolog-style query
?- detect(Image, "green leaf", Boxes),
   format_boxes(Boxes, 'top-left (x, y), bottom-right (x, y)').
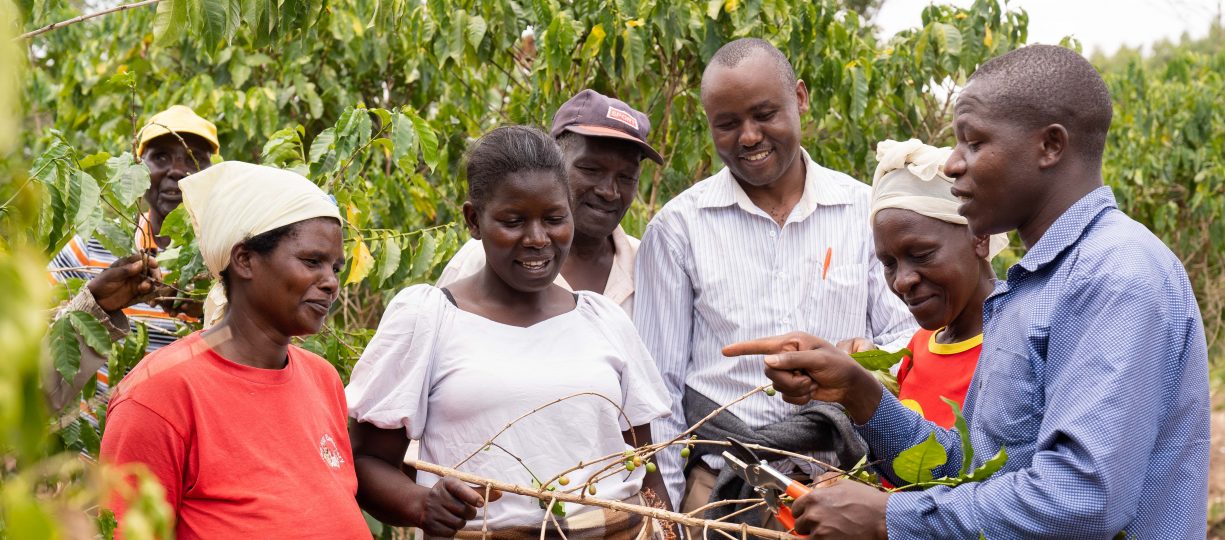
top-left (376, 234), bottom-right (402, 284)
top-left (60, 417), bottom-right (81, 447)
top-left (621, 26), bottom-right (646, 80)
top-left (392, 112), bottom-right (418, 169)
top-left (105, 153), bottom-right (151, 206)
top-left (934, 22), bottom-right (962, 55)
top-left (411, 231), bottom-right (437, 279)
top-left (153, 0), bottom-right (189, 47)
top-left (466, 14), bottom-right (487, 48)
top-left (73, 171), bottom-right (103, 242)
top-left (78, 151), bottom-right (111, 170)
top-left (940, 396), bottom-right (973, 476)
top-left (199, 0), bottom-right (232, 50)
top-left (892, 431), bottom-right (947, 484)
top-left (849, 65), bottom-right (869, 120)
top-left (67, 310), bottom-right (111, 355)
top-left (964, 445), bottom-right (1007, 482)
top-left (309, 128), bottom-right (338, 176)
top-left (850, 347), bottom-right (910, 371)
top-left (50, 316), bottom-right (81, 385)
top-left (407, 110), bottom-right (439, 171)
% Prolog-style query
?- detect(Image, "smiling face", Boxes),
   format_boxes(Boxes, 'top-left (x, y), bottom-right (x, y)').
top-left (141, 133), bottom-right (215, 223)
top-left (701, 49), bottom-right (809, 190)
top-left (945, 81), bottom-right (1049, 238)
top-left (241, 218), bottom-right (344, 336)
top-left (467, 169), bottom-right (574, 293)
top-left (562, 134), bottom-right (642, 240)
top-left (873, 208), bottom-right (990, 331)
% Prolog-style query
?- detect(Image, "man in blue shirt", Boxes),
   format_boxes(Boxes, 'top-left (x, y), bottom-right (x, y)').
top-left (723, 44), bottom-right (1209, 538)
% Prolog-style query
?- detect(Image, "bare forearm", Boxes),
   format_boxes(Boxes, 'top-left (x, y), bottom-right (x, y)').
top-left (354, 456), bottom-right (429, 527)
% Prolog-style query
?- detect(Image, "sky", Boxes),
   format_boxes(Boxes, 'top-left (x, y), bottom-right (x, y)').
top-left (874, 0), bottom-right (1223, 56)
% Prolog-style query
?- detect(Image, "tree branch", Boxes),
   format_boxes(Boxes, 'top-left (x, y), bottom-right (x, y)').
top-left (408, 460), bottom-right (794, 540)
top-left (18, 0), bottom-right (166, 40)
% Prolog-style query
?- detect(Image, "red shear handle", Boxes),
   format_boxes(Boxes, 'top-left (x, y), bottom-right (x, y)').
top-left (775, 480), bottom-right (813, 534)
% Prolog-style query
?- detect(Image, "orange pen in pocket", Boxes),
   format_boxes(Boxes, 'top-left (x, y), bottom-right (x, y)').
top-left (821, 247), bottom-right (832, 280)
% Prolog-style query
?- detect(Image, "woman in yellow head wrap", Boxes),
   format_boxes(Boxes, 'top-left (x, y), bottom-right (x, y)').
top-left (100, 162), bottom-right (371, 539)
top-left (870, 139), bottom-right (1007, 429)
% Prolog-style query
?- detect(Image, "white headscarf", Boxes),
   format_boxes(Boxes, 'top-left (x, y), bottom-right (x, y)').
top-left (870, 139), bottom-right (1008, 260)
top-left (179, 161), bottom-right (341, 327)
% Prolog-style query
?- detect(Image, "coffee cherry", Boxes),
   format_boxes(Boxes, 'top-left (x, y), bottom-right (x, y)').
top-left (558, 476), bottom-right (570, 486)
top-left (680, 447), bottom-right (691, 459)
top-left (646, 462), bottom-right (658, 474)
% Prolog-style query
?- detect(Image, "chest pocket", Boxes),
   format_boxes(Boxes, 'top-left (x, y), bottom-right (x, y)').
top-left (973, 346), bottom-right (1044, 448)
top-left (816, 262), bottom-right (869, 318)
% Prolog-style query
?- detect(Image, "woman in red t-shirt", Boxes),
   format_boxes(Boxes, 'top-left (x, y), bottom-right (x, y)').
top-left (868, 139), bottom-right (1008, 428)
top-left (100, 162), bottom-right (370, 539)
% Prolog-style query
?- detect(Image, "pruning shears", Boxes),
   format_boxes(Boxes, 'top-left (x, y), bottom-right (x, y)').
top-left (722, 437), bottom-right (813, 533)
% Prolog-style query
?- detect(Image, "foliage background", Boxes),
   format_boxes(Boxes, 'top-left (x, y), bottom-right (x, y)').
top-left (2, 0), bottom-right (1222, 537)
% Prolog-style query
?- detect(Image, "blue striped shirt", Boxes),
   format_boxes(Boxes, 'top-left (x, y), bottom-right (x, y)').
top-left (862, 187), bottom-right (1210, 538)
top-left (634, 151), bottom-right (916, 503)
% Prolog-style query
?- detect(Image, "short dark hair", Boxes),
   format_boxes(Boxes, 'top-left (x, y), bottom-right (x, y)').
top-left (555, 131), bottom-right (643, 163)
top-left (705, 38), bottom-right (797, 90)
top-left (968, 44), bottom-right (1113, 164)
top-left (465, 125), bottom-right (566, 208)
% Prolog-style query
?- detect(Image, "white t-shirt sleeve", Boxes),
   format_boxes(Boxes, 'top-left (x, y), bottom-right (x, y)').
top-left (345, 285), bottom-right (447, 438)
top-left (580, 292), bottom-right (672, 430)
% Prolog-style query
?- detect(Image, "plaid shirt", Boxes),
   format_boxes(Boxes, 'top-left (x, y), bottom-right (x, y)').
top-left (860, 187), bottom-right (1209, 538)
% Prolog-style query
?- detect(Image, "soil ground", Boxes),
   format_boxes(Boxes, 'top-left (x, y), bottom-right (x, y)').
top-left (1210, 403), bottom-right (1225, 537)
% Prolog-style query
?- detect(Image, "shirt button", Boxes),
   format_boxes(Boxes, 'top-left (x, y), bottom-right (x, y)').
top-left (768, 230), bottom-right (777, 238)
top-left (781, 317), bottom-right (791, 325)
top-left (776, 271), bottom-right (785, 278)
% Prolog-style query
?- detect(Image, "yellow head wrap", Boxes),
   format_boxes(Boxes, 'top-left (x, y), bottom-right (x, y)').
top-left (870, 139), bottom-right (1008, 260)
top-left (179, 161), bottom-right (341, 327)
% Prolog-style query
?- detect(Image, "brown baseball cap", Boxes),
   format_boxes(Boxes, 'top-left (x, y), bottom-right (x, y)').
top-left (550, 90), bottom-right (663, 164)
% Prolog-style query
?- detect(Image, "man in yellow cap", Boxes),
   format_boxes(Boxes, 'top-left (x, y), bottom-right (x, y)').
top-left (45, 105), bottom-right (220, 414)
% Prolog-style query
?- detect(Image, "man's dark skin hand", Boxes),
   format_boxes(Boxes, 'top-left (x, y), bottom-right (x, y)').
top-left (86, 253), bottom-right (161, 313)
top-left (791, 476), bottom-right (890, 539)
top-left (722, 332), bottom-right (883, 424)
top-left (723, 332), bottom-right (891, 539)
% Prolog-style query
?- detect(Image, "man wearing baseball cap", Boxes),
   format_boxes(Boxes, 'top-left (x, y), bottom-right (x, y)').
top-left (438, 89), bottom-right (662, 315)
top-left (45, 105), bottom-right (220, 413)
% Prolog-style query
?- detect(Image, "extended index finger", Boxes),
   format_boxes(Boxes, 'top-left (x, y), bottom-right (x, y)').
top-left (722, 331), bottom-right (825, 357)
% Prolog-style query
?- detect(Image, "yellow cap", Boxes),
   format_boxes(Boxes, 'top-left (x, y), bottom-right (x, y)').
top-left (136, 105), bottom-right (219, 156)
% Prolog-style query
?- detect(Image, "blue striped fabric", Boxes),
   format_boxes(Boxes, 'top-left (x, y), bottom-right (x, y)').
top-left (634, 151), bottom-right (917, 504)
top-left (50, 236), bottom-right (182, 426)
top-left (862, 187), bottom-right (1210, 538)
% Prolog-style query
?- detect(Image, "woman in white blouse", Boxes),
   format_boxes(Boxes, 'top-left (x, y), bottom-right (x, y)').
top-left (345, 126), bottom-right (673, 539)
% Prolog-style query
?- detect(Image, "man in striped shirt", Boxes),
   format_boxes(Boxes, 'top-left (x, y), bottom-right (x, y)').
top-left (45, 105), bottom-right (219, 415)
top-left (633, 38), bottom-right (915, 518)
